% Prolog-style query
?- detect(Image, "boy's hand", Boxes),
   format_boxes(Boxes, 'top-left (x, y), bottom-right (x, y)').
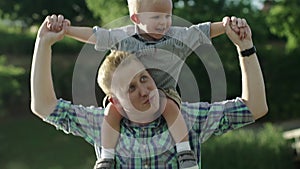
top-left (47, 14), bottom-right (70, 32)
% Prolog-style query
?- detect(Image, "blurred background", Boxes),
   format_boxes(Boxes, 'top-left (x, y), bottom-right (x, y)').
top-left (0, 0), bottom-right (299, 168)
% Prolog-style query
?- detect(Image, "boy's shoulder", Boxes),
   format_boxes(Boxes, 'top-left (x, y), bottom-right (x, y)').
top-left (112, 25), bottom-right (135, 36)
top-left (167, 22), bottom-right (211, 37)
top-left (94, 24), bottom-right (135, 36)
top-left (168, 22), bottom-right (211, 32)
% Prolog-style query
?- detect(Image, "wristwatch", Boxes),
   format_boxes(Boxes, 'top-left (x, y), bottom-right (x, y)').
top-left (240, 46), bottom-right (256, 57)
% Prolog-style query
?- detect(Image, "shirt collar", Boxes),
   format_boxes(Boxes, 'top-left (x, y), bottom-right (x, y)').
top-left (122, 116), bottom-right (164, 129)
top-left (134, 25), bottom-right (168, 43)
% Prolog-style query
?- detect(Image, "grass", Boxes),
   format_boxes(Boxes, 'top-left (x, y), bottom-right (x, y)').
top-left (0, 116), bottom-right (95, 169)
top-left (201, 123), bottom-right (295, 169)
top-left (0, 116), bottom-right (296, 169)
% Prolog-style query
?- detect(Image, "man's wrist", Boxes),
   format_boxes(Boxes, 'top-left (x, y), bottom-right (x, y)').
top-left (240, 46), bottom-right (256, 57)
top-left (237, 40), bottom-right (253, 50)
top-left (37, 37), bottom-right (52, 47)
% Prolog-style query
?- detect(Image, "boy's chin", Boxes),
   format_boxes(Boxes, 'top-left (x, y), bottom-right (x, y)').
top-left (154, 35), bottom-right (164, 40)
top-left (149, 33), bottom-right (165, 40)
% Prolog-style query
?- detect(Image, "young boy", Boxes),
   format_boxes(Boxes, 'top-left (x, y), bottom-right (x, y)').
top-left (47, 1), bottom-right (246, 168)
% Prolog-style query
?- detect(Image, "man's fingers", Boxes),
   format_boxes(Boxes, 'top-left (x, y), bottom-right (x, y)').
top-left (239, 27), bottom-right (245, 40)
top-left (49, 14), bottom-right (62, 32)
top-left (241, 18), bottom-right (247, 27)
top-left (57, 14), bottom-right (64, 27)
top-left (231, 16), bottom-right (237, 26)
top-left (45, 16), bottom-right (52, 30)
top-left (237, 18), bottom-right (243, 27)
top-left (50, 14), bottom-right (58, 22)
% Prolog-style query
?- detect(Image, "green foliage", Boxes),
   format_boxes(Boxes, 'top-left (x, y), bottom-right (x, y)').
top-left (0, 6), bottom-right (298, 169)
top-left (85, 0), bottom-right (128, 25)
top-left (0, 0), bottom-right (96, 26)
top-left (0, 118), bottom-right (294, 169)
top-left (0, 55), bottom-right (25, 116)
top-left (266, 0), bottom-right (300, 52)
top-left (0, 117), bottom-right (95, 169)
top-left (0, 26), bottom-right (82, 55)
top-left (173, 0), bottom-right (261, 21)
top-left (261, 47), bottom-right (300, 121)
top-left (0, 0), bottom-right (300, 122)
top-left (202, 123), bottom-right (295, 169)
top-left (0, 27), bottom-right (35, 54)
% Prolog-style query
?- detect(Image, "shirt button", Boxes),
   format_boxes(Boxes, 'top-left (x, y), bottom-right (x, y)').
top-left (144, 164), bottom-right (149, 168)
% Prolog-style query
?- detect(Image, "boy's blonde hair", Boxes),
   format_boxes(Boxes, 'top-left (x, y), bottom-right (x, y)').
top-left (97, 50), bottom-right (137, 96)
top-left (127, 0), bottom-right (160, 16)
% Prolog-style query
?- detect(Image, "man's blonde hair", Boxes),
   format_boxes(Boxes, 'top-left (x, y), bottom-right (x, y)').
top-left (97, 50), bottom-right (137, 96)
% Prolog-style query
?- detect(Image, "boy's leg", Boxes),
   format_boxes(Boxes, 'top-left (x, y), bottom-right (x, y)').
top-left (162, 98), bottom-right (198, 169)
top-left (162, 98), bottom-right (189, 148)
top-left (101, 102), bottom-right (122, 159)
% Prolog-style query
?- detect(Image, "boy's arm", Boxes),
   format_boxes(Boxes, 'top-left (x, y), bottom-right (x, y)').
top-left (210, 21), bottom-right (226, 38)
top-left (47, 14), bottom-right (96, 44)
top-left (65, 26), bottom-right (96, 44)
top-left (210, 16), bottom-right (248, 39)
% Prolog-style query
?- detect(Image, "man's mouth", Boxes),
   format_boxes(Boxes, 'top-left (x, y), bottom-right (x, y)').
top-left (144, 95), bottom-right (155, 105)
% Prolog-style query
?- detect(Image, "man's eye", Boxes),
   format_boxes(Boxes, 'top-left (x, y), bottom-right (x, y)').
top-left (141, 75), bottom-right (148, 82)
top-left (129, 85), bottom-right (136, 92)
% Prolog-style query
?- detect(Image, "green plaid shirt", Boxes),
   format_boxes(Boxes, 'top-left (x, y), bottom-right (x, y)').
top-left (45, 97), bottom-right (254, 169)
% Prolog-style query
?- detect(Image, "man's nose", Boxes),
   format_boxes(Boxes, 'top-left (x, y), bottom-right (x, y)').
top-left (139, 85), bottom-right (149, 97)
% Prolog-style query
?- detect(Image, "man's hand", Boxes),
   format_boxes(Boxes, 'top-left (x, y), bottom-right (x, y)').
top-left (37, 16), bottom-right (69, 46)
top-left (46, 14), bottom-right (71, 33)
top-left (223, 16), bottom-right (253, 50)
top-left (223, 16), bottom-right (248, 41)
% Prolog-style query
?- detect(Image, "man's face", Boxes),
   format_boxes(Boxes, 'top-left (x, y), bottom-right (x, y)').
top-left (136, 0), bottom-right (173, 40)
top-left (111, 59), bottom-right (161, 123)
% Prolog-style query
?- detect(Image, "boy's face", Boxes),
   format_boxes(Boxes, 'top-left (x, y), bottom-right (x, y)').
top-left (111, 59), bottom-right (161, 123)
top-left (134, 0), bottom-right (173, 40)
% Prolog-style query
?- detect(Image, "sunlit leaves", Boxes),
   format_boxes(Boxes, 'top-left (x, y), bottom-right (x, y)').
top-left (266, 0), bottom-right (300, 52)
top-left (85, 0), bottom-right (128, 25)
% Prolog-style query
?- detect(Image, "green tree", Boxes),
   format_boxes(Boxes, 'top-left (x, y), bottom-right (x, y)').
top-left (85, 0), bottom-right (128, 25)
top-left (0, 0), bottom-right (96, 26)
top-left (266, 0), bottom-right (300, 52)
top-left (0, 56), bottom-right (25, 116)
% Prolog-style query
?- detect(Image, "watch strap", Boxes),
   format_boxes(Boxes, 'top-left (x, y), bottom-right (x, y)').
top-left (240, 46), bottom-right (256, 57)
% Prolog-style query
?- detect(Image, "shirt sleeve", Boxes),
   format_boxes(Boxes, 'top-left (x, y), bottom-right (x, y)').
top-left (172, 22), bottom-right (211, 54)
top-left (196, 22), bottom-right (211, 39)
top-left (181, 97), bottom-right (254, 143)
top-left (43, 99), bottom-right (104, 145)
top-left (93, 25), bottom-right (134, 51)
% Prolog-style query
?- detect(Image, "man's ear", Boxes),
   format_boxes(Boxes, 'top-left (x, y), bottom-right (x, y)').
top-left (130, 14), bottom-right (140, 24)
top-left (109, 97), bottom-right (124, 113)
top-left (109, 96), bottom-right (118, 105)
